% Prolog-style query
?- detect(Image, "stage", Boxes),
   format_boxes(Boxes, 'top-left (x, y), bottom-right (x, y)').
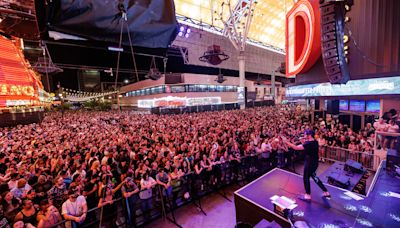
top-left (234, 163), bottom-right (400, 228)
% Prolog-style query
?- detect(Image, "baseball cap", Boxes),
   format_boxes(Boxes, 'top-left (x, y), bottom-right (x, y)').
top-left (304, 130), bottom-right (315, 137)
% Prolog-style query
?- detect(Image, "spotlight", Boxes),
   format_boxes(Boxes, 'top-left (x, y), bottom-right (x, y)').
top-left (124, 79), bottom-right (129, 84)
top-left (178, 25), bottom-right (191, 39)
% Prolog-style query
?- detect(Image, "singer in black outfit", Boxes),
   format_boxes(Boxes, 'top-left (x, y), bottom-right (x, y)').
top-left (284, 130), bottom-right (331, 201)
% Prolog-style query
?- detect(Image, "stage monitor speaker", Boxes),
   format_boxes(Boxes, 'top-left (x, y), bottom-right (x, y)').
top-left (386, 149), bottom-right (400, 172)
top-left (327, 173), bottom-right (350, 189)
top-left (344, 159), bottom-right (364, 173)
top-left (326, 100), bottom-right (339, 114)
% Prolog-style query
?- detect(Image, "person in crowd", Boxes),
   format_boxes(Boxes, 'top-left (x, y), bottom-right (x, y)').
top-left (97, 179), bottom-right (125, 228)
top-left (385, 119), bottom-right (399, 149)
top-left (121, 177), bottom-right (139, 226)
top-left (47, 176), bottom-right (67, 210)
top-left (61, 188), bottom-right (87, 228)
top-left (10, 179), bottom-right (31, 200)
top-left (37, 201), bottom-right (62, 228)
top-left (374, 118), bottom-right (388, 149)
top-left (14, 199), bottom-right (37, 226)
top-left (1, 191), bottom-right (21, 222)
top-left (139, 172), bottom-right (156, 222)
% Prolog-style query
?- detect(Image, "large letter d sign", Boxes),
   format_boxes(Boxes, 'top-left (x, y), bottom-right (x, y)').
top-left (286, 0), bottom-right (321, 76)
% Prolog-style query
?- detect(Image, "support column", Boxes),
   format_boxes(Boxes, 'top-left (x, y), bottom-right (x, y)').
top-left (238, 52), bottom-right (246, 109)
top-left (361, 114), bottom-right (365, 130)
top-left (271, 70), bottom-right (276, 104)
top-left (350, 114), bottom-right (353, 129)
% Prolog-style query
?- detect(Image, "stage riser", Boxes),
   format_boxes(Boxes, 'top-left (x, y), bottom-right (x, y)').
top-left (234, 194), bottom-right (291, 228)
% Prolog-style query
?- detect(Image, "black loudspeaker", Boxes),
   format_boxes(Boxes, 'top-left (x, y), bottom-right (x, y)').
top-left (319, 0), bottom-right (351, 84)
top-left (327, 173), bottom-right (350, 189)
top-left (386, 149), bottom-right (400, 172)
top-left (315, 100), bottom-right (320, 110)
top-left (344, 159), bottom-right (364, 173)
top-left (326, 100), bottom-right (339, 114)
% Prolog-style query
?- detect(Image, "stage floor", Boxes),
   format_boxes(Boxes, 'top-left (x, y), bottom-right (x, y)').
top-left (235, 164), bottom-right (400, 228)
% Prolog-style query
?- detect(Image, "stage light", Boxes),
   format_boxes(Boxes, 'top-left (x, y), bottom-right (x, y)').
top-left (343, 35), bottom-right (349, 43)
top-left (390, 213), bottom-right (400, 222)
top-left (359, 205), bottom-right (372, 213)
top-left (356, 218), bottom-right (373, 227)
top-left (178, 25), bottom-right (191, 38)
top-left (124, 79), bottom-right (129, 84)
top-left (344, 204), bottom-right (357, 212)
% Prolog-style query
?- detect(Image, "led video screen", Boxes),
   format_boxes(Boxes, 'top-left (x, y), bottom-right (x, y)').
top-left (349, 100), bottom-right (365, 112)
top-left (366, 100), bottom-right (380, 113)
top-left (339, 100), bottom-right (349, 111)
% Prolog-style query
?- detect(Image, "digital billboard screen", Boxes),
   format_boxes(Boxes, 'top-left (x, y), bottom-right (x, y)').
top-left (349, 100), bottom-right (365, 112)
top-left (339, 100), bottom-right (349, 111)
top-left (366, 100), bottom-right (380, 113)
top-left (286, 76), bottom-right (400, 97)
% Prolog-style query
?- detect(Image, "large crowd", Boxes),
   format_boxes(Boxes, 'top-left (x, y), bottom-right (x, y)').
top-left (0, 105), bottom-right (398, 227)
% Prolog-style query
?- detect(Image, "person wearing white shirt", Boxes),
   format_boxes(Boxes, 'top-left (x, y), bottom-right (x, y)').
top-left (139, 173), bottom-right (156, 222)
top-left (373, 118), bottom-right (388, 149)
top-left (61, 188), bottom-right (87, 228)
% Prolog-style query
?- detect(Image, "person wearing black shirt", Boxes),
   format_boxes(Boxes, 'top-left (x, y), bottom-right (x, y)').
top-left (284, 130), bottom-right (331, 201)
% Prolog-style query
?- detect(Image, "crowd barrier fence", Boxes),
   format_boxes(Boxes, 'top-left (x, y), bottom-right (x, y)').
top-left (50, 146), bottom-right (379, 228)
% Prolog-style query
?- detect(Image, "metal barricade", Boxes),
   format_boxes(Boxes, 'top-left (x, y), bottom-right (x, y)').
top-left (50, 154), bottom-right (294, 227)
top-left (322, 145), bottom-right (381, 171)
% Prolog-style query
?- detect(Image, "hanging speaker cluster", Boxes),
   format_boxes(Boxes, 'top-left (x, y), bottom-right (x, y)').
top-left (215, 73), bottom-right (226, 84)
top-left (319, 0), bottom-right (353, 84)
top-left (199, 45), bottom-right (229, 65)
top-left (145, 68), bottom-right (162, 80)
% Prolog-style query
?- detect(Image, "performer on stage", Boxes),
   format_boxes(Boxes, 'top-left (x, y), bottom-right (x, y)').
top-left (284, 130), bottom-right (331, 201)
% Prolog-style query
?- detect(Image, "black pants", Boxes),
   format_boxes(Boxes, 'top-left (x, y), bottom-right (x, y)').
top-left (303, 159), bottom-right (328, 194)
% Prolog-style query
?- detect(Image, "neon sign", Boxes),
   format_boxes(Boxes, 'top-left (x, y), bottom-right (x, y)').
top-left (138, 96), bottom-right (222, 108)
top-left (286, 0), bottom-right (321, 76)
top-left (0, 84), bottom-right (36, 97)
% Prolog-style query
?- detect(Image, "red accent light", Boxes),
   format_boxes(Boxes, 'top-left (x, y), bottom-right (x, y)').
top-left (286, 0), bottom-right (321, 76)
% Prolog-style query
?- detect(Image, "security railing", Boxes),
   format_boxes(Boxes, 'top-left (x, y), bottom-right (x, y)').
top-left (51, 155), bottom-right (271, 228)
top-left (374, 131), bottom-right (400, 151)
top-left (49, 146), bottom-right (383, 228)
top-left (321, 145), bottom-right (381, 171)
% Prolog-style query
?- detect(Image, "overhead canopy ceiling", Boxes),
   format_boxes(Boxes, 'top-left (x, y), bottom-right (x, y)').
top-left (174, 0), bottom-right (293, 52)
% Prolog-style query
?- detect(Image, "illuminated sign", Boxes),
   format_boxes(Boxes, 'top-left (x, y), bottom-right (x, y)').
top-left (0, 36), bottom-right (44, 108)
top-left (0, 84), bottom-right (36, 97)
top-left (138, 96), bottom-right (222, 108)
top-left (286, 0), bottom-right (321, 76)
top-left (237, 87), bottom-right (245, 104)
top-left (286, 76), bottom-right (400, 97)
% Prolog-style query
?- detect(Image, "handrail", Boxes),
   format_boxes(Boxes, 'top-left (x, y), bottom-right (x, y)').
top-left (322, 145), bottom-right (380, 171)
top-left (48, 151), bottom-right (380, 227)
top-left (374, 131), bottom-right (400, 150)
